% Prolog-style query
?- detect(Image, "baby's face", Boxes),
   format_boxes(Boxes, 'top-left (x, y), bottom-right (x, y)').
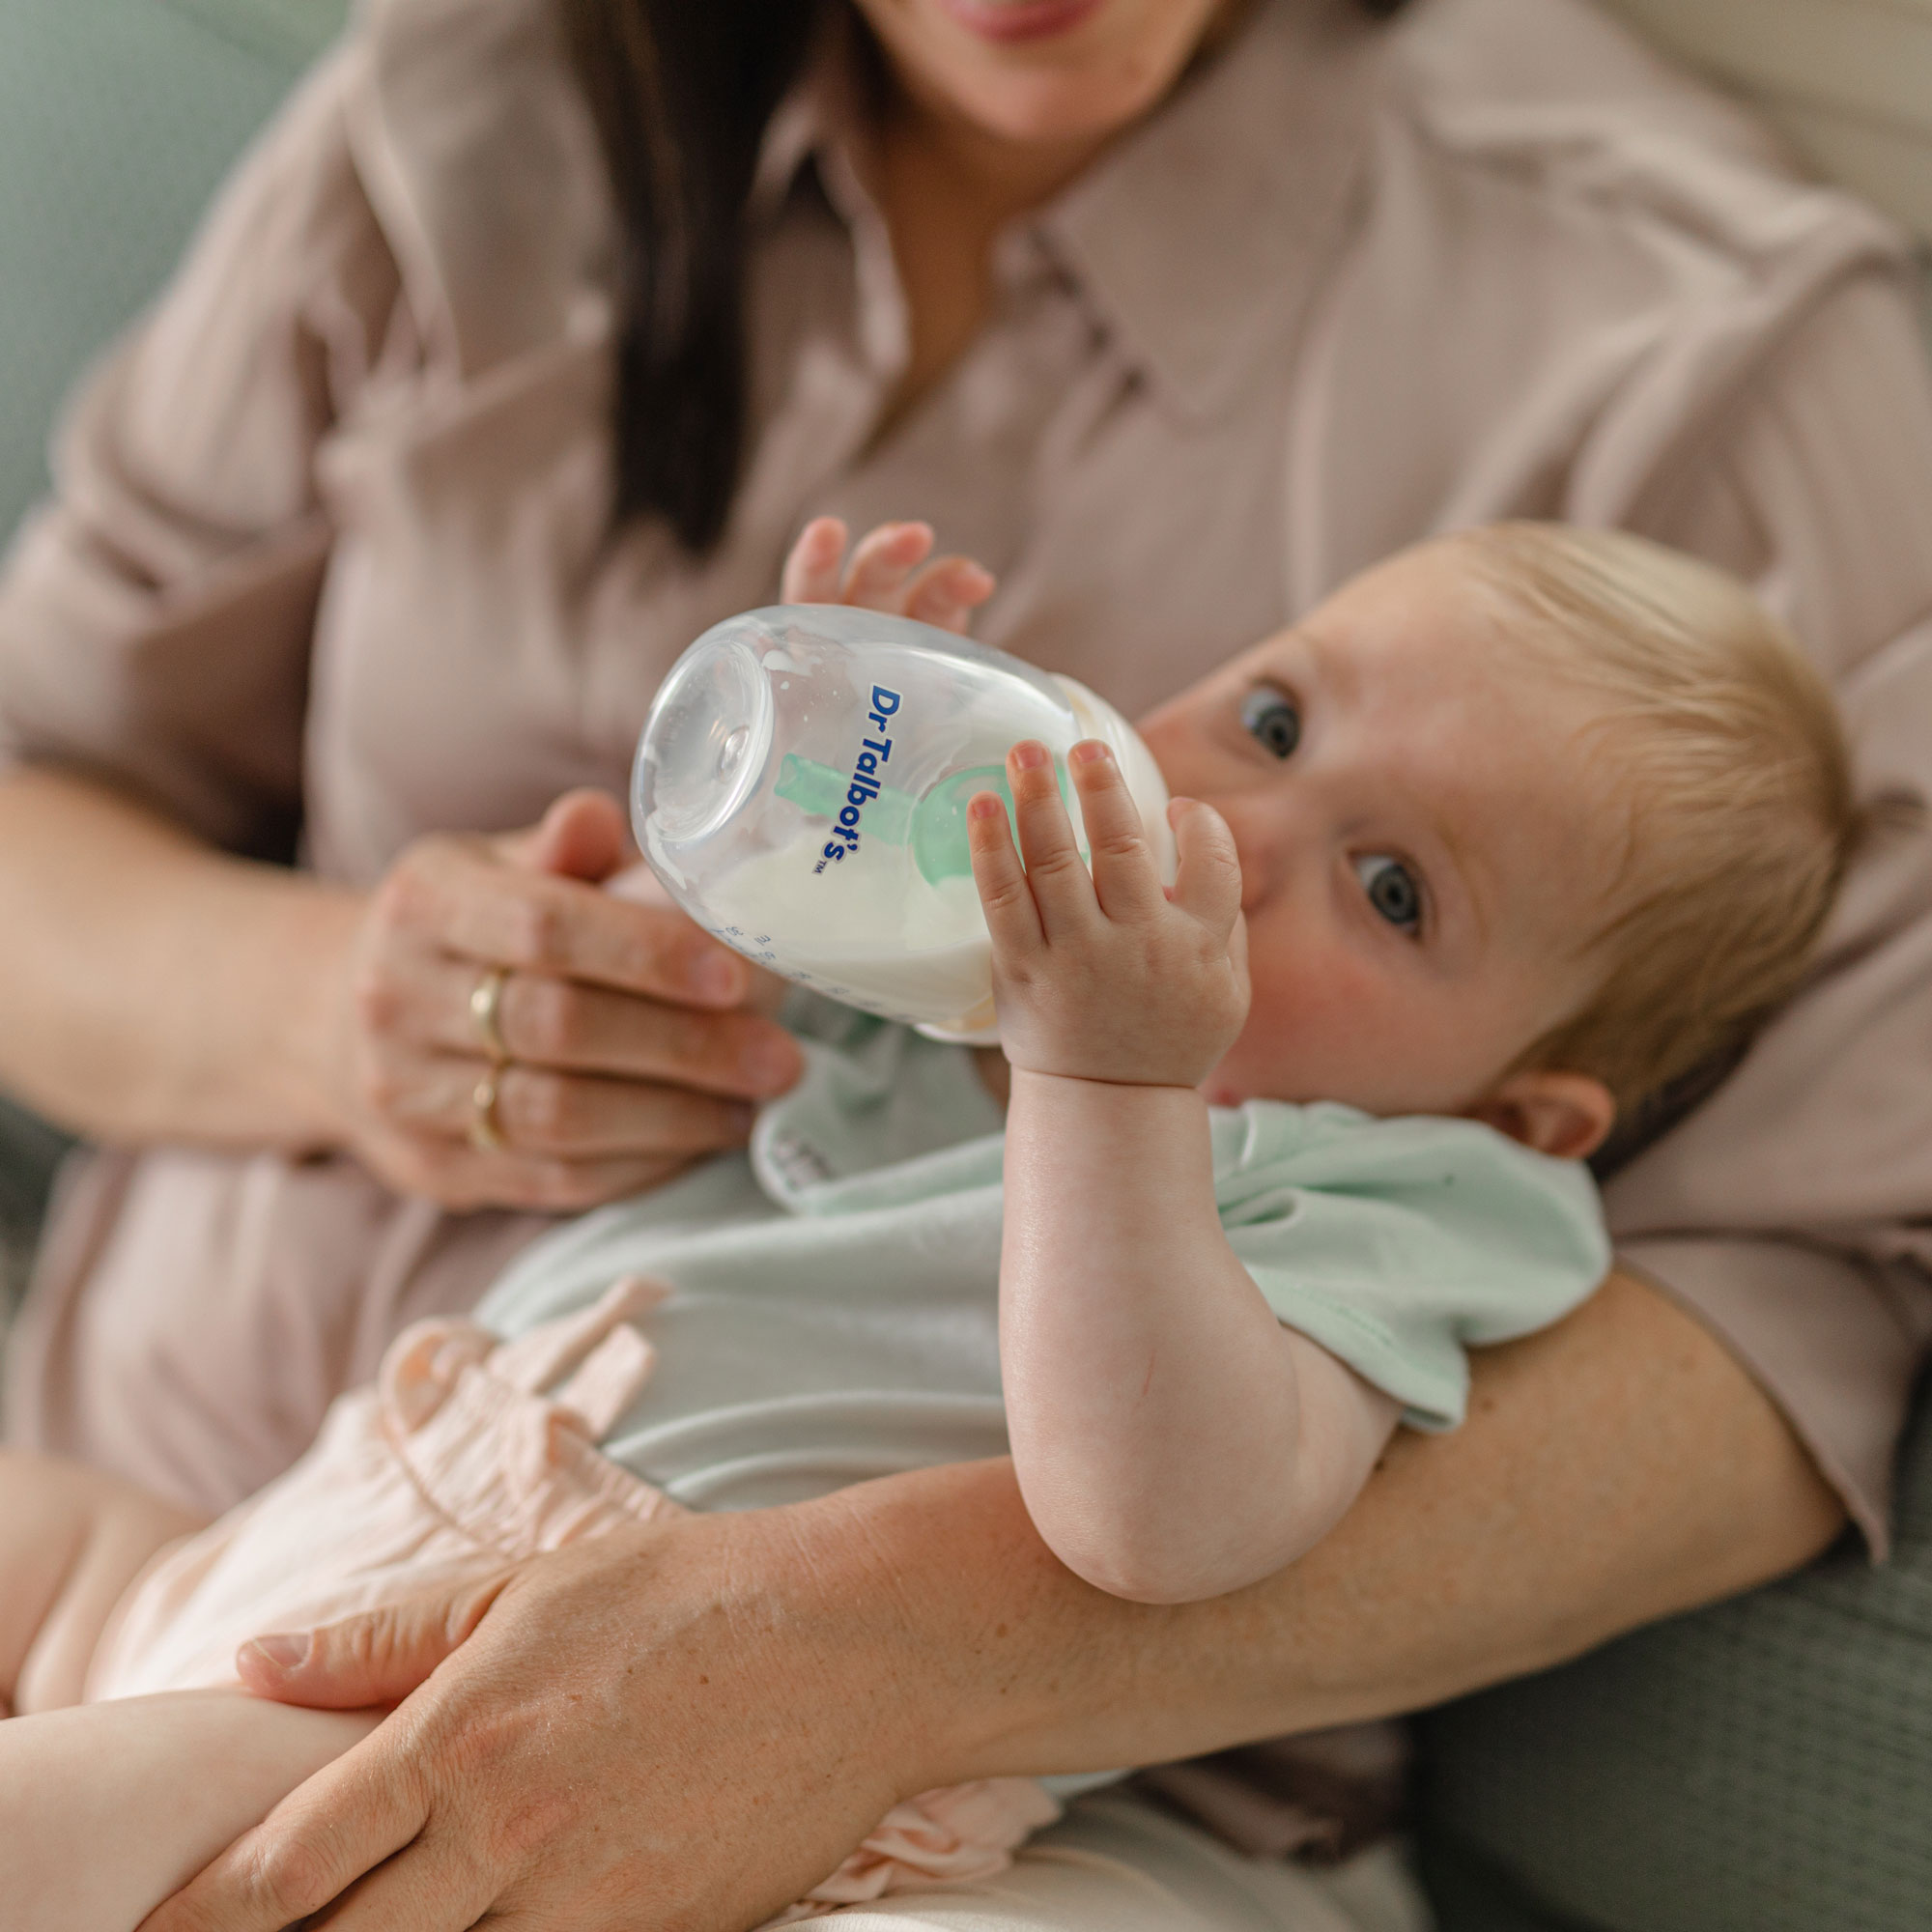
top-left (1137, 543), bottom-right (1620, 1121)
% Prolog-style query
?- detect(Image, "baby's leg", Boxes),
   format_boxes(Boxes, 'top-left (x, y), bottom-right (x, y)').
top-left (0, 1448), bottom-right (205, 1715)
top-left (1, 1689), bottom-right (380, 1932)
top-left (0, 1456), bottom-right (370, 1929)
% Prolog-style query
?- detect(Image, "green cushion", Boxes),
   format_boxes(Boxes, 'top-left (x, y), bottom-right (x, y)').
top-left (0, 0), bottom-right (350, 547)
top-left (1415, 1372), bottom-right (1932, 1931)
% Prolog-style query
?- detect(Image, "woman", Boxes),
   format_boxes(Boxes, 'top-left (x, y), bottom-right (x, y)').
top-left (3, 0), bottom-right (1931, 1925)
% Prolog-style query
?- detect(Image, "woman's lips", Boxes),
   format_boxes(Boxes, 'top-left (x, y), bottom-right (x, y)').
top-left (934, 0), bottom-right (1109, 45)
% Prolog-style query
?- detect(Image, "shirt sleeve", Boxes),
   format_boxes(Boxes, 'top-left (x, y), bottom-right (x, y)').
top-left (1213, 1103), bottom-right (1611, 1432)
top-left (1606, 266), bottom-right (1932, 1556)
top-left (0, 43), bottom-right (401, 856)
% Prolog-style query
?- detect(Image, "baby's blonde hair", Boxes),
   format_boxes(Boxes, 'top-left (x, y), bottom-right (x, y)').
top-left (1455, 523), bottom-right (1861, 1116)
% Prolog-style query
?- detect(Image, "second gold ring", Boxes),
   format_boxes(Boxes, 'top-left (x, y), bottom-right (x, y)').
top-left (469, 1067), bottom-right (508, 1153)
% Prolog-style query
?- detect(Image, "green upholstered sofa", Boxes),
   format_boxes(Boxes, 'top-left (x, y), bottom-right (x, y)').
top-left (1, 6), bottom-right (1929, 1928)
top-left (1416, 1382), bottom-right (1932, 1931)
top-left (0, 0), bottom-right (351, 541)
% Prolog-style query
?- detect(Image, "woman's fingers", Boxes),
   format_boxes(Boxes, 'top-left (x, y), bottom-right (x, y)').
top-left (376, 1052), bottom-right (754, 1160)
top-left (391, 954), bottom-right (798, 1097)
top-left (154, 1513), bottom-right (935, 1932)
top-left (1169, 797), bottom-right (1245, 940)
top-left (306, 1835), bottom-right (498, 1932)
top-left (354, 1105), bottom-right (704, 1212)
top-left (493, 787), bottom-right (629, 886)
top-left (1006, 741), bottom-right (1095, 940)
top-left (781, 515), bottom-right (850, 603)
top-left (240, 1592), bottom-right (491, 1716)
top-left (386, 840), bottom-right (746, 1007)
top-left (136, 1729), bottom-right (433, 1932)
top-left (337, 811), bottom-right (811, 1211)
top-left (473, 1059), bottom-right (756, 1159)
top-left (144, 1582), bottom-right (515, 1932)
top-left (1067, 742), bottom-right (1165, 923)
top-left (239, 1575), bottom-right (506, 1713)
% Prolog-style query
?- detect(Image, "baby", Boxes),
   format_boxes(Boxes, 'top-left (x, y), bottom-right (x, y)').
top-left (975, 519), bottom-right (1857, 1602)
top-left (0, 522), bottom-right (1860, 1929)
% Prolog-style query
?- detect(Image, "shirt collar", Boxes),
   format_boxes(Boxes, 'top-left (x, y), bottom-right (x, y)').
top-left (1036, 0), bottom-right (1388, 421)
top-left (752, 8), bottom-right (876, 223)
top-left (754, 0), bottom-right (1390, 422)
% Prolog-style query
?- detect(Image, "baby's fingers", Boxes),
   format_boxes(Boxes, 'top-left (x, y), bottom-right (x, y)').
top-left (1068, 741), bottom-right (1164, 923)
top-left (781, 516), bottom-right (849, 603)
top-left (902, 555), bottom-right (997, 633)
top-left (781, 519), bottom-right (995, 629)
top-left (968, 790), bottom-right (1043, 959)
top-left (842, 522), bottom-right (936, 608)
top-left (1169, 797), bottom-right (1244, 942)
top-left (1009, 741), bottom-right (1096, 938)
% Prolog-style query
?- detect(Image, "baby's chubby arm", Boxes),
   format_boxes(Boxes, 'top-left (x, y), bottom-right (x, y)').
top-left (970, 743), bottom-right (1399, 1605)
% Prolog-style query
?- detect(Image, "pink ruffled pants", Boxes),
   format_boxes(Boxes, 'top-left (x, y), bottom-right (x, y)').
top-left (84, 1278), bottom-right (1060, 1923)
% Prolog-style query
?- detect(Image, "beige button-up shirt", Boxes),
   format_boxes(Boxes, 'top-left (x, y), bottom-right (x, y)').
top-left (5, 0), bottom-right (1932, 1546)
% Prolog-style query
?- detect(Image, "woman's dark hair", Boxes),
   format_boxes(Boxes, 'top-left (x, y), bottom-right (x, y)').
top-left (560, 1), bottom-right (816, 554)
top-left (564, 0), bottom-right (1410, 554)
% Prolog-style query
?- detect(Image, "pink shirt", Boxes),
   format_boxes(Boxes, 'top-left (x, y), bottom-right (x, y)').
top-left (5, 0), bottom-right (1932, 1545)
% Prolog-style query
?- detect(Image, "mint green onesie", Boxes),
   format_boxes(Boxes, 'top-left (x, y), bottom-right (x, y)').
top-left (476, 999), bottom-right (1610, 1516)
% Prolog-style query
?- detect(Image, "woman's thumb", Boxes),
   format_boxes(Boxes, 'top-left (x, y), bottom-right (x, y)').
top-left (236, 1571), bottom-right (509, 1709)
top-left (504, 788), bottom-right (628, 882)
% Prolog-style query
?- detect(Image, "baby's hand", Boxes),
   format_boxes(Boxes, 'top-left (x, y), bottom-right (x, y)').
top-left (968, 740), bottom-right (1250, 1088)
top-left (781, 516), bottom-right (995, 635)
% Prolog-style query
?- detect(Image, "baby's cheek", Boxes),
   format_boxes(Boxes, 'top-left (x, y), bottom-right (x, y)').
top-left (1215, 951), bottom-right (1400, 1105)
top-left (1219, 947), bottom-right (1509, 1116)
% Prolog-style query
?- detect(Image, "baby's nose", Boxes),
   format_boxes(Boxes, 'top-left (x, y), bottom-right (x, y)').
top-left (1210, 796), bottom-right (1292, 909)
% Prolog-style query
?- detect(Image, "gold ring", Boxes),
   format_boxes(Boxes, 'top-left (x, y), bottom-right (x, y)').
top-left (469, 1067), bottom-right (507, 1153)
top-left (469, 966), bottom-right (510, 1065)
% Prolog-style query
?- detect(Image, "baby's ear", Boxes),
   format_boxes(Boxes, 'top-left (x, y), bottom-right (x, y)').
top-left (1465, 1069), bottom-right (1615, 1161)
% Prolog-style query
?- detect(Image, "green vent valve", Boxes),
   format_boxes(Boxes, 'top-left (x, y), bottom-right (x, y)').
top-left (773, 753), bottom-right (1071, 883)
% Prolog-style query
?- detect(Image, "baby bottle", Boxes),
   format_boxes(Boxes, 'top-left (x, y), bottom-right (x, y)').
top-left (633, 605), bottom-right (1176, 1040)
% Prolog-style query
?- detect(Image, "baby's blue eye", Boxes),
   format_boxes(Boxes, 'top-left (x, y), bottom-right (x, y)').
top-left (1355, 855), bottom-right (1422, 932)
top-left (1241, 688), bottom-right (1300, 758)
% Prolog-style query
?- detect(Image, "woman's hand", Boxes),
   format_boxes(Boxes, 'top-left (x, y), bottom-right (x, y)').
top-left (137, 1497), bottom-right (969, 1932)
top-left (327, 789), bottom-right (803, 1213)
top-left (323, 510), bottom-right (996, 1216)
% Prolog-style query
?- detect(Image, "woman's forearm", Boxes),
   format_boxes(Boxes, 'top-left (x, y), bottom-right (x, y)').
top-left (831, 1267), bottom-right (1845, 1793)
top-left (0, 765), bottom-right (359, 1148)
top-left (182, 1267), bottom-right (1845, 1931)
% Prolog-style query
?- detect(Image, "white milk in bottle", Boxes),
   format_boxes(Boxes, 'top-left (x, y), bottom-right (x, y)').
top-left (633, 607), bottom-right (1174, 1040)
